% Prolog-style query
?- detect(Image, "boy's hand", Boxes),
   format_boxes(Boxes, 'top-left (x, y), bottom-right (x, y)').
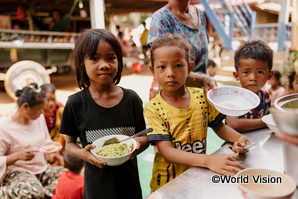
top-left (207, 153), bottom-right (245, 176)
top-left (232, 135), bottom-right (250, 153)
top-left (84, 144), bottom-right (107, 169)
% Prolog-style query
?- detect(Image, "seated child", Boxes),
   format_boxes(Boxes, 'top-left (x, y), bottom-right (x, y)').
top-left (281, 67), bottom-right (298, 96)
top-left (144, 33), bottom-right (250, 191)
top-left (225, 40), bottom-right (274, 132)
top-left (206, 59), bottom-right (218, 77)
top-left (41, 83), bottom-right (65, 152)
top-left (265, 70), bottom-right (285, 104)
top-left (52, 151), bottom-right (84, 199)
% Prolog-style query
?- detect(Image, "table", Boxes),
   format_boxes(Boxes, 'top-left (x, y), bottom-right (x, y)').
top-left (146, 128), bottom-right (298, 199)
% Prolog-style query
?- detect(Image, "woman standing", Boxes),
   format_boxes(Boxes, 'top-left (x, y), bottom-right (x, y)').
top-left (148, 0), bottom-right (216, 100)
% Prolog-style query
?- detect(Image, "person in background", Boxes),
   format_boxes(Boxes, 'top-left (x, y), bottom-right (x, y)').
top-left (130, 43), bottom-right (140, 58)
top-left (52, 151), bottom-right (84, 199)
top-left (281, 67), bottom-right (298, 96)
top-left (206, 59), bottom-right (218, 77)
top-left (147, 0), bottom-right (217, 100)
top-left (41, 83), bottom-right (65, 155)
top-left (117, 31), bottom-right (130, 57)
top-left (140, 21), bottom-right (149, 61)
top-left (144, 33), bottom-right (250, 191)
top-left (0, 83), bottom-right (65, 198)
top-left (265, 70), bottom-right (285, 105)
top-left (226, 40), bottom-right (274, 132)
top-left (59, 29), bottom-right (148, 199)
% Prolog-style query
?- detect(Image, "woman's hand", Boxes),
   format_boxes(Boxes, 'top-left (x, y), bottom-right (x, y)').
top-left (7, 145), bottom-right (39, 166)
top-left (232, 135), bottom-right (250, 153)
top-left (207, 153), bottom-right (245, 176)
top-left (83, 144), bottom-right (107, 169)
top-left (17, 145), bottom-right (39, 161)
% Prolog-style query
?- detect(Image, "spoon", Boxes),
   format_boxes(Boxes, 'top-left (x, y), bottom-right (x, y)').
top-left (102, 128), bottom-right (153, 146)
top-left (243, 143), bottom-right (257, 150)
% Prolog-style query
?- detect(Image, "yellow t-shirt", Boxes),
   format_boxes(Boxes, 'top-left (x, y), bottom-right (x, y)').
top-left (144, 87), bottom-right (224, 191)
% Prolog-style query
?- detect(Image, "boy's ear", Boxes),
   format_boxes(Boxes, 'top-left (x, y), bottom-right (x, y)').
top-left (268, 70), bottom-right (274, 80)
top-left (149, 65), bottom-right (155, 77)
top-left (188, 62), bottom-right (194, 74)
top-left (233, 71), bottom-right (239, 81)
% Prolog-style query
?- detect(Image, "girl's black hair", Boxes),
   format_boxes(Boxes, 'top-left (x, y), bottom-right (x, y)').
top-left (74, 29), bottom-right (123, 89)
top-left (15, 83), bottom-right (46, 108)
top-left (40, 83), bottom-right (56, 93)
top-left (149, 33), bottom-right (192, 69)
top-left (234, 40), bottom-right (274, 71)
top-left (287, 67), bottom-right (297, 90)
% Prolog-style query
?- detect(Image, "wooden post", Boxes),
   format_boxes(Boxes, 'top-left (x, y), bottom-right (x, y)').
top-left (291, 0), bottom-right (298, 51)
top-left (90, 0), bottom-right (105, 29)
top-left (277, 0), bottom-right (290, 51)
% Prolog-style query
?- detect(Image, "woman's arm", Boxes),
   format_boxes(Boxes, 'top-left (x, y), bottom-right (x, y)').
top-left (6, 145), bottom-right (39, 166)
top-left (186, 72), bottom-right (217, 90)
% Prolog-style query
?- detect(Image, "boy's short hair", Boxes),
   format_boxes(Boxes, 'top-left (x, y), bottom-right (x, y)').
top-left (234, 40), bottom-right (274, 71)
top-left (63, 151), bottom-right (84, 173)
top-left (149, 33), bottom-right (192, 69)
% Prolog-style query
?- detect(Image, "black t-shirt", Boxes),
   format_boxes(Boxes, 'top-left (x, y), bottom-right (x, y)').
top-left (59, 87), bottom-right (145, 199)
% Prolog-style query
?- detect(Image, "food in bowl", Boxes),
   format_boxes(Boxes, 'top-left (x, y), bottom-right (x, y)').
top-left (236, 168), bottom-right (296, 199)
top-left (40, 142), bottom-right (62, 153)
top-left (91, 134), bottom-right (137, 166)
top-left (96, 143), bottom-right (133, 157)
top-left (207, 86), bottom-right (260, 116)
top-left (261, 114), bottom-right (279, 132)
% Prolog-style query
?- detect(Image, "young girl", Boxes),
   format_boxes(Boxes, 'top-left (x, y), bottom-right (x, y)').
top-left (144, 33), bottom-right (250, 191)
top-left (59, 29), bottom-right (148, 199)
top-left (282, 67), bottom-right (298, 96)
top-left (0, 83), bottom-right (65, 198)
top-left (266, 70), bottom-right (285, 104)
top-left (41, 83), bottom-right (65, 151)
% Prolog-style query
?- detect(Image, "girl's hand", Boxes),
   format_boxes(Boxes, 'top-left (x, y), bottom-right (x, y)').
top-left (83, 144), bottom-right (107, 169)
top-left (207, 153), bottom-right (245, 176)
top-left (130, 135), bottom-right (149, 160)
top-left (232, 135), bottom-right (250, 153)
top-left (130, 139), bottom-right (140, 160)
top-left (17, 145), bottom-right (39, 161)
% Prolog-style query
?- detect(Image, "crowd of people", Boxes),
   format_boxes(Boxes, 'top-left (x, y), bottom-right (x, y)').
top-left (0, 0), bottom-right (298, 198)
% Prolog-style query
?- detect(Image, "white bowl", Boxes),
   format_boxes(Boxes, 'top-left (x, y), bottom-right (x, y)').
top-left (91, 135), bottom-right (137, 166)
top-left (207, 86), bottom-right (260, 116)
top-left (236, 168), bottom-right (296, 199)
top-left (262, 114), bottom-right (279, 132)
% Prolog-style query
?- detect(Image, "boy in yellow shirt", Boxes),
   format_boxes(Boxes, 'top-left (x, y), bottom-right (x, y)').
top-left (144, 33), bottom-right (250, 191)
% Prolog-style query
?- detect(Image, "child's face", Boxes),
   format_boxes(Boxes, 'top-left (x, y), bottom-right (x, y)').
top-left (84, 41), bottom-right (118, 86)
top-left (43, 91), bottom-right (57, 112)
top-left (268, 76), bottom-right (278, 88)
top-left (233, 58), bottom-right (273, 94)
top-left (150, 45), bottom-right (193, 93)
top-left (292, 74), bottom-right (298, 93)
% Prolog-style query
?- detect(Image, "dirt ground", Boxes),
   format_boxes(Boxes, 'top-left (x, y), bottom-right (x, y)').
top-left (0, 65), bottom-right (153, 117)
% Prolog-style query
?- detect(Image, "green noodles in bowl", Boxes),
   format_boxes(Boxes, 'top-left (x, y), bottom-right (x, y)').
top-left (91, 134), bottom-right (137, 166)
